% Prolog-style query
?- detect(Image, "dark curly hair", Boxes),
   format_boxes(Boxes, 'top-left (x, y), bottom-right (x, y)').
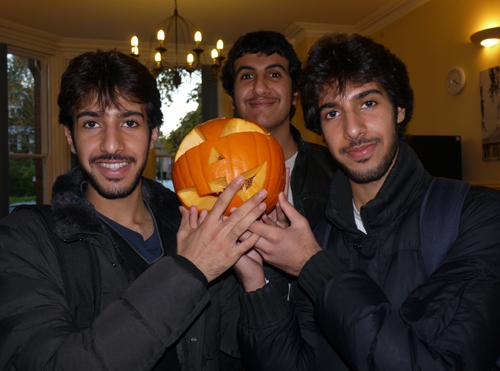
top-left (220, 31), bottom-right (302, 119)
top-left (300, 33), bottom-right (414, 139)
top-left (58, 50), bottom-right (163, 133)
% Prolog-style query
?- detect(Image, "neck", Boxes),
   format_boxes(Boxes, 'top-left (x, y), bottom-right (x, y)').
top-left (350, 147), bottom-right (399, 211)
top-left (350, 179), bottom-right (385, 211)
top-left (86, 181), bottom-right (154, 239)
top-left (269, 122), bottom-right (298, 160)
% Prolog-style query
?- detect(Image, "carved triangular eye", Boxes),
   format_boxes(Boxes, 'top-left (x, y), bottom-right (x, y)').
top-left (208, 146), bottom-right (225, 164)
top-left (219, 118), bottom-right (266, 138)
top-left (236, 161), bottom-right (267, 202)
top-left (174, 127), bottom-right (206, 161)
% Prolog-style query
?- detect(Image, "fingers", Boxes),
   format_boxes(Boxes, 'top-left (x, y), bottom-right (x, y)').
top-left (209, 176), bottom-right (244, 219)
top-left (275, 200), bottom-right (289, 228)
top-left (179, 206), bottom-right (191, 230)
top-left (188, 206), bottom-right (199, 228)
top-left (223, 190), bottom-right (267, 242)
top-left (198, 209), bottom-right (208, 224)
top-left (235, 229), bottom-right (261, 256)
top-left (276, 192), bottom-right (299, 223)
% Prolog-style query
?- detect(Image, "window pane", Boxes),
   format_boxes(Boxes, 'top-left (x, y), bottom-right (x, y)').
top-left (6, 51), bottom-right (45, 213)
top-left (8, 157), bottom-right (41, 209)
top-left (7, 53), bottom-right (41, 155)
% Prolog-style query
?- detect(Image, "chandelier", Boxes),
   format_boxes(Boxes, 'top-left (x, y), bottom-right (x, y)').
top-left (130, 0), bottom-right (225, 88)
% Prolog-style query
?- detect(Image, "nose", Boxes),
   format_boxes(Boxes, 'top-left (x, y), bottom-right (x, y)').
top-left (253, 75), bottom-right (270, 96)
top-left (100, 124), bottom-right (124, 155)
top-left (344, 111), bottom-right (366, 140)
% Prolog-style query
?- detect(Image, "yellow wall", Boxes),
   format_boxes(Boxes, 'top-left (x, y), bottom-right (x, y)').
top-left (293, 0), bottom-right (500, 186)
top-left (370, 0), bottom-right (500, 186)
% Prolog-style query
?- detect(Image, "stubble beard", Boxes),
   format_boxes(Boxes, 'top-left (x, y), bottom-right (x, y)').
top-left (335, 132), bottom-right (399, 185)
top-left (80, 153), bottom-right (148, 200)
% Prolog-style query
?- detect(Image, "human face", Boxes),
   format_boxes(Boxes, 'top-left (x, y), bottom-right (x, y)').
top-left (65, 97), bottom-right (158, 200)
top-left (319, 81), bottom-right (405, 184)
top-left (230, 53), bottom-right (298, 133)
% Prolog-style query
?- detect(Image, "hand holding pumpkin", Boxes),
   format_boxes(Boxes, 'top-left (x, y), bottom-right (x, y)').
top-left (176, 176), bottom-right (268, 282)
top-left (250, 192), bottom-right (322, 277)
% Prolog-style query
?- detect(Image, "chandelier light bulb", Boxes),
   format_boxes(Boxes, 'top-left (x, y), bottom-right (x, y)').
top-left (131, 46), bottom-right (139, 55)
top-left (187, 53), bottom-right (194, 66)
top-left (194, 31), bottom-right (202, 43)
top-left (216, 39), bottom-right (224, 51)
top-left (131, 36), bottom-right (139, 47)
top-left (157, 30), bottom-right (165, 41)
top-left (155, 52), bottom-right (162, 63)
top-left (211, 49), bottom-right (218, 60)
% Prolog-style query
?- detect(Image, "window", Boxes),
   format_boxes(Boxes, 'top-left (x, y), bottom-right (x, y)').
top-left (1, 46), bottom-right (48, 215)
top-left (155, 69), bottom-right (201, 191)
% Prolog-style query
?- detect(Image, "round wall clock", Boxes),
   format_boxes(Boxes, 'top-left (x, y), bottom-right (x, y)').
top-left (446, 66), bottom-right (466, 95)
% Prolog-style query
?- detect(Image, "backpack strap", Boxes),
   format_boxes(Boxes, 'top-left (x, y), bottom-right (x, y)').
top-left (419, 178), bottom-right (471, 276)
top-left (13, 204), bottom-right (101, 330)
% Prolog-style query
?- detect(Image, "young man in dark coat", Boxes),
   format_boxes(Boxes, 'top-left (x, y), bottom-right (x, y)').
top-left (0, 50), bottom-right (267, 370)
top-left (236, 34), bottom-right (500, 370)
top-left (220, 31), bottom-right (336, 231)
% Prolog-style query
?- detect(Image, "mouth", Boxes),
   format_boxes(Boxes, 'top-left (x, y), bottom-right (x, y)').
top-left (248, 99), bottom-right (277, 108)
top-left (89, 155), bottom-right (136, 177)
top-left (342, 139), bottom-right (381, 161)
top-left (98, 162), bottom-right (130, 170)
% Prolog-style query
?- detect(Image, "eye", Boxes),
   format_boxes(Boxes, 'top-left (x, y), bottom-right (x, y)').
top-left (240, 73), bottom-right (253, 80)
top-left (324, 110), bottom-right (339, 120)
top-left (361, 100), bottom-right (376, 109)
top-left (123, 120), bottom-right (138, 128)
top-left (83, 120), bottom-right (100, 129)
top-left (268, 71), bottom-right (281, 78)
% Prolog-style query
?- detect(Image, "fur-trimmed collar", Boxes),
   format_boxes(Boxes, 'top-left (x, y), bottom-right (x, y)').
top-left (51, 167), bottom-right (182, 258)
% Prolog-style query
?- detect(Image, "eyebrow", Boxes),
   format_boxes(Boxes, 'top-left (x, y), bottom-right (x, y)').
top-left (76, 110), bottom-right (145, 120)
top-left (318, 89), bottom-right (383, 111)
top-left (235, 63), bottom-right (287, 75)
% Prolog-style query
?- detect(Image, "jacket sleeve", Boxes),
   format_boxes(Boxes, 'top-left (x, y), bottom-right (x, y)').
top-left (238, 277), bottom-right (321, 371)
top-left (313, 187), bottom-right (500, 371)
top-left (0, 210), bottom-right (211, 371)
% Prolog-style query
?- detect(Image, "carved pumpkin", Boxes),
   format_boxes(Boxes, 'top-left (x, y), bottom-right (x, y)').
top-left (172, 117), bottom-right (286, 216)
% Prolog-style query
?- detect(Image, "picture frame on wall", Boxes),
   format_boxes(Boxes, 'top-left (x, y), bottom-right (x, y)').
top-left (480, 66), bottom-right (500, 161)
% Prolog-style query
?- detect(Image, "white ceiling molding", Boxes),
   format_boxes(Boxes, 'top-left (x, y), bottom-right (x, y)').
top-left (355, 0), bottom-right (431, 35)
top-left (284, 0), bottom-right (430, 46)
top-left (0, 18), bottom-right (60, 54)
top-left (283, 22), bottom-right (356, 46)
top-left (57, 38), bottom-right (131, 59)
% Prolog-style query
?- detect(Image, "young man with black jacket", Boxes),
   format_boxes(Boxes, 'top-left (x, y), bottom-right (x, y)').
top-left (236, 34), bottom-right (500, 370)
top-left (220, 31), bottom-right (336, 231)
top-left (0, 50), bottom-right (267, 370)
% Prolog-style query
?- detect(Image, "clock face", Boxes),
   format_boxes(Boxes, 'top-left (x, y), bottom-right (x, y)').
top-left (446, 67), bottom-right (466, 95)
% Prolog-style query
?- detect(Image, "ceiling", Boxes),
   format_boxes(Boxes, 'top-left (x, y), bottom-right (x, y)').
top-left (1, 0), bottom-right (428, 51)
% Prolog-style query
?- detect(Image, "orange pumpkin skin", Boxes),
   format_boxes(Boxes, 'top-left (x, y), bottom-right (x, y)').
top-left (172, 117), bottom-right (286, 216)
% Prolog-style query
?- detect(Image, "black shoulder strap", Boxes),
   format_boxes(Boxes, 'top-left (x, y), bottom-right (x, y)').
top-left (13, 204), bottom-right (101, 330)
top-left (419, 178), bottom-right (471, 276)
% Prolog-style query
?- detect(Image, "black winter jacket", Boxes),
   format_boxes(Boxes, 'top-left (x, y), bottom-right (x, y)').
top-left (0, 167), bottom-right (241, 370)
top-left (238, 141), bottom-right (500, 370)
top-left (289, 125), bottom-right (336, 230)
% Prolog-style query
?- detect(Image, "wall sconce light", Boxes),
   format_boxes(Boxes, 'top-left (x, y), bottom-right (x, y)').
top-left (470, 27), bottom-right (500, 47)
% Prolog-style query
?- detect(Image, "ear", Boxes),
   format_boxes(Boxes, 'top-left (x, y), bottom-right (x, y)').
top-left (228, 94), bottom-right (236, 110)
top-left (150, 127), bottom-right (159, 150)
top-left (292, 91), bottom-right (299, 106)
top-left (396, 107), bottom-right (406, 124)
top-left (64, 126), bottom-right (77, 154)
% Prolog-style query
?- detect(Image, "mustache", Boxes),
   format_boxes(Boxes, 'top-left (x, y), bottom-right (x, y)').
top-left (340, 138), bottom-right (382, 155)
top-left (89, 154), bottom-right (136, 165)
